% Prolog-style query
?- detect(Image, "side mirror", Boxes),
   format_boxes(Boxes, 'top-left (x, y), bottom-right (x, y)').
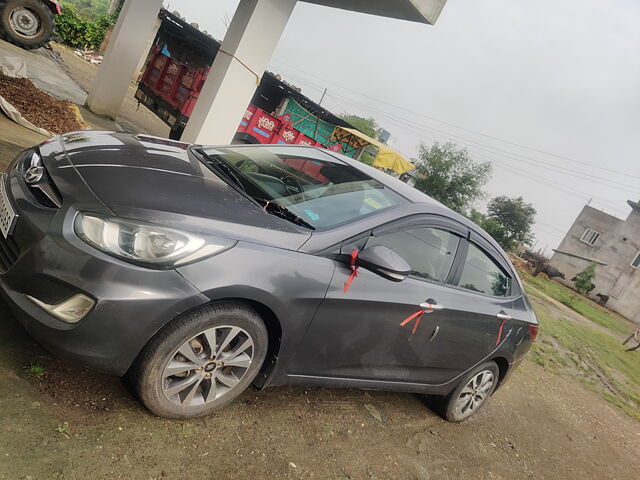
top-left (356, 245), bottom-right (411, 282)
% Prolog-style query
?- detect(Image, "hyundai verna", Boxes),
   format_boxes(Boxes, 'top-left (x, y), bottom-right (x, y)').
top-left (0, 131), bottom-right (537, 422)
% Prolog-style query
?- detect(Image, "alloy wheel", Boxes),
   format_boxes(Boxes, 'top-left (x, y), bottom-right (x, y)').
top-left (161, 325), bottom-right (254, 407)
top-left (9, 7), bottom-right (41, 37)
top-left (453, 369), bottom-right (495, 419)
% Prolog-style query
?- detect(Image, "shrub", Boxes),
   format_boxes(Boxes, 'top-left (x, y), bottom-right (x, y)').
top-left (573, 263), bottom-right (596, 295)
top-left (55, 6), bottom-right (116, 50)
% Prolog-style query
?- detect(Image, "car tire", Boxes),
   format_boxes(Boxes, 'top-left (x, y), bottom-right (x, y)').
top-left (0, 0), bottom-right (55, 50)
top-left (130, 302), bottom-right (268, 419)
top-left (439, 361), bottom-right (500, 422)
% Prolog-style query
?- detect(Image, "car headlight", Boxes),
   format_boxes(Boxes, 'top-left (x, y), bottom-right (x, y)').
top-left (74, 213), bottom-right (235, 267)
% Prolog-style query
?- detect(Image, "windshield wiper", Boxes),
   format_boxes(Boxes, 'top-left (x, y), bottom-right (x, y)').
top-left (259, 199), bottom-right (316, 230)
top-left (193, 147), bottom-right (246, 191)
top-left (192, 147), bottom-right (314, 230)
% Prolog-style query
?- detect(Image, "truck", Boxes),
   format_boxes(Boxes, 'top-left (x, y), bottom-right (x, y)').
top-left (135, 9), bottom-right (368, 157)
top-left (0, 0), bottom-right (60, 49)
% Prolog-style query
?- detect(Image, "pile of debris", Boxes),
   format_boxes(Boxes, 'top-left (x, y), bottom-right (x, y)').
top-left (74, 49), bottom-right (103, 65)
top-left (0, 72), bottom-right (85, 135)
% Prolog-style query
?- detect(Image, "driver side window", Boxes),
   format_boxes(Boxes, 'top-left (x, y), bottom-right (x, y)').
top-left (366, 227), bottom-right (460, 283)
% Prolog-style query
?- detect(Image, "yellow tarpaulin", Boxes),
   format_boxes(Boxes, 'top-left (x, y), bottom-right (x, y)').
top-left (331, 126), bottom-right (415, 175)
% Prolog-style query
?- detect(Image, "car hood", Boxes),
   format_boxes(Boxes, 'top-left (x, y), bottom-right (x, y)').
top-left (55, 131), bottom-right (311, 250)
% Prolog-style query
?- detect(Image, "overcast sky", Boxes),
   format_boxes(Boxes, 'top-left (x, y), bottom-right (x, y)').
top-left (168, 0), bottom-right (640, 252)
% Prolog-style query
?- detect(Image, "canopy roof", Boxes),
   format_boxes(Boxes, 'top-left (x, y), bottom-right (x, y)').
top-left (332, 126), bottom-right (415, 175)
top-left (301, 0), bottom-right (447, 24)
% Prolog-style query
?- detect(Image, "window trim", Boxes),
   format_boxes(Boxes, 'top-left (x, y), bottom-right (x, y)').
top-left (580, 227), bottom-right (601, 246)
top-left (468, 230), bottom-right (514, 276)
top-left (331, 217), bottom-right (521, 299)
top-left (372, 213), bottom-right (468, 239)
top-left (455, 239), bottom-right (518, 299)
top-left (631, 251), bottom-right (640, 269)
top-left (365, 225), bottom-right (466, 286)
top-left (343, 214), bottom-right (470, 287)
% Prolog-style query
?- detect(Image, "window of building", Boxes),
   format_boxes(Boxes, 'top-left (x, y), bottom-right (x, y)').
top-left (458, 244), bottom-right (511, 297)
top-left (366, 227), bottom-right (460, 283)
top-left (580, 228), bottom-right (600, 246)
top-left (632, 252), bottom-right (640, 269)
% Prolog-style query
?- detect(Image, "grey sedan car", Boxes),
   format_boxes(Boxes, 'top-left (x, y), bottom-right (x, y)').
top-left (0, 131), bottom-right (537, 421)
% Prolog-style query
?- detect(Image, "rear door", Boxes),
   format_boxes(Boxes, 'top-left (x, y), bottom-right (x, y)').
top-left (422, 236), bottom-right (522, 382)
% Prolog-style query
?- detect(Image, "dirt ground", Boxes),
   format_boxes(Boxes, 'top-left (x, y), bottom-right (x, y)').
top-left (0, 41), bottom-right (639, 480)
top-left (49, 43), bottom-right (170, 138)
top-left (1, 294), bottom-right (639, 480)
top-left (0, 40), bottom-right (166, 169)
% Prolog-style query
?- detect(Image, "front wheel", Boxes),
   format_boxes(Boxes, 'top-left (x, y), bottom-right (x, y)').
top-left (439, 361), bottom-right (499, 422)
top-left (0, 0), bottom-right (56, 50)
top-left (130, 302), bottom-right (268, 419)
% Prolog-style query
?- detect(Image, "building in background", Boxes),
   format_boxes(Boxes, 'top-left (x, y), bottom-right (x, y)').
top-left (549, 200), bottom-right (640, 323)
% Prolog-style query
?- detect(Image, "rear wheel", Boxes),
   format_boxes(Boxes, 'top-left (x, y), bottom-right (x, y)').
top-left (440, 361), bottom-right (499, 422)
top-left (0, 0), bottom-right (55, 50)
top-left (130, 302), bottom-right (268, 419)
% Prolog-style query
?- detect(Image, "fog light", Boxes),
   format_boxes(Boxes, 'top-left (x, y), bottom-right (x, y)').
top-left (26, 294), bottom-right (95, 324)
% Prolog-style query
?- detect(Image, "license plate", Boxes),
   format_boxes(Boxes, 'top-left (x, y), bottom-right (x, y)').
top-left (0, 174), bottom-right (17, 239)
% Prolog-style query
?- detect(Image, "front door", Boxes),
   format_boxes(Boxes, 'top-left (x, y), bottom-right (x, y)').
top-left (291, 220), bottom-right (473, 384)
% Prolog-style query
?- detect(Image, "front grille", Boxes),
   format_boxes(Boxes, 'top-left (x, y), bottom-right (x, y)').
top-left (0, 234), bottom-right (19, 273)
top-left (15, 149), bottom-right (62, 209)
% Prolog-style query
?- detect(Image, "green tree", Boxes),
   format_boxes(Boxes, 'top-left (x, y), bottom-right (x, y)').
top-left (486, 196), bottom-right (536, 247)
top-left (338, 114), bottom-right (382, 140)
top-left (468, 209), bottom-right (512, 249)
top-left (573, 263), bottom-right (596, 295)
top-left (413, 142), bottom-right (492, 214)
top-left (55, 6), bottom-right (117, 49)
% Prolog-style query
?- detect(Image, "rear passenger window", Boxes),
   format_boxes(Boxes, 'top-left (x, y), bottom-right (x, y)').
top-left (366, 227), bottom-right (460, 283)
top-left (458, 244), bottom-right (511, 297)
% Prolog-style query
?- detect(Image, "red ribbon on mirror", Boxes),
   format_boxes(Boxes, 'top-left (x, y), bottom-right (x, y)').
top-left (343, 249), bottom-right (359, 293)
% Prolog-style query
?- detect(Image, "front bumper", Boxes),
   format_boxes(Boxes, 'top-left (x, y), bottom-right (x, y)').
top-left (0, 144), bottom-right (209, 375)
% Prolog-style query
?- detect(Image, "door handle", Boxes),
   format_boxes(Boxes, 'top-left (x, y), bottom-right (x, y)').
top-left (496, 312), bottom-right (512, 321)
top-left (429, 325), bottom-right (440, 341)
top-left (420, 302), bottom-right (445, 311)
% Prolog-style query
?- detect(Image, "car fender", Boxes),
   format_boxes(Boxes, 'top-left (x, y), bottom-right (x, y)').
top-left (195, 284), bottom-right (291, 331)
top-left (176, 241), bottom-right (338, 385)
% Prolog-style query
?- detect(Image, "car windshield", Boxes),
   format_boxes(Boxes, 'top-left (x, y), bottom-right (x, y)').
top-left (198, 146), bottom-right (408, 230)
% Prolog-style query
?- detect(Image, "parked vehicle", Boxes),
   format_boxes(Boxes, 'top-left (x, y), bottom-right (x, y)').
top-left (136, 10), bottom-right (363, 158)
top-left (0, 132), bottom-right (538, 422)
top-left (0, 0), bottom-right (60, 49)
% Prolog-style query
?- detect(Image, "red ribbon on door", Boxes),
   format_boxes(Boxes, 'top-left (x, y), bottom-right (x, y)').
top-left (400, 308), bottom-right (428, 335)
top-left (495, 318), bottom-right (506, 345)
top-left (343, 249), bottom-right (359, 293)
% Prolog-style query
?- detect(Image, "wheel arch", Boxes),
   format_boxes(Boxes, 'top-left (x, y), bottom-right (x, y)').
top-left (221, 297), bottom-right (283, 389)
top-left (127, 296), bottom-right (284, 387)
top-left (491, 356), bottom-right (510, 385)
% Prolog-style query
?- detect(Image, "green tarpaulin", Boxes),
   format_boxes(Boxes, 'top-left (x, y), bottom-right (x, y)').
top-left (282, 99), bottom-right (355, 157)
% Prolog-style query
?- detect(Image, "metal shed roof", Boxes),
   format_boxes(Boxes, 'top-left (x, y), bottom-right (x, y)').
top-left (300, 0), bottom-right (447, 24)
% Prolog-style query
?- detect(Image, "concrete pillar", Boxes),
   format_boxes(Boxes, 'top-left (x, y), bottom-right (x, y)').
top-left (107, 0), bottom-right (123, 15)
top-left (182, 0), bottom-right (297, 145)
top-left (86, 0), bottom-right (164, 118)
top-left (133, 17), bottom-right (161, 82)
